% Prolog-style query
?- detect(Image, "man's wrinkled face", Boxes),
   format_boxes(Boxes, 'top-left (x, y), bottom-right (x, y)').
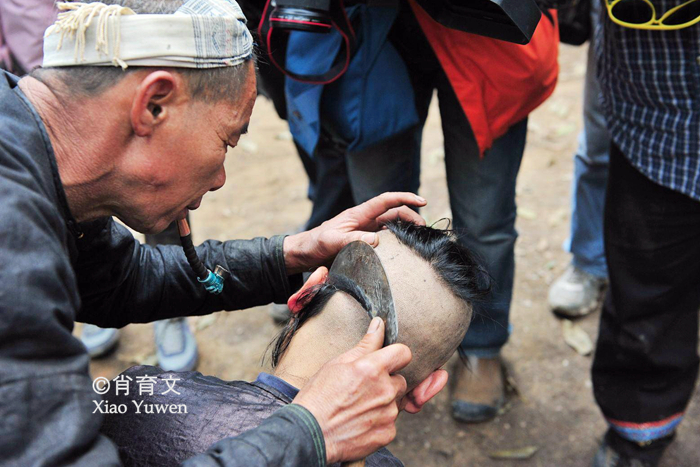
top-left (120, 63), bottom-right (257, 234)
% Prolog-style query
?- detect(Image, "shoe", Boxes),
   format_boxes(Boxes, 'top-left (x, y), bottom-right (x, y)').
top-left (268, 303), bottom-right (292, 325)
top-left (80, 325), bottom-right (120, 358)
top-left (154, 318), bottom-right (198, 372)
top-left (592, 429), bottom-right (674, 467)
top-left (451, 355), bottom-right (505, 423)
top-left (548, 265), bottom-right (607, 317)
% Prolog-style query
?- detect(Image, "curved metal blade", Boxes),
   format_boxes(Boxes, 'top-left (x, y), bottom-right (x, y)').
top-left (329, 241), bottom-right (398, 347)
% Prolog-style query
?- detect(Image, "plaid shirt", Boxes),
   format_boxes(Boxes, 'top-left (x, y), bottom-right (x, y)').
top-left (596, 2), bottom-right (700, 201)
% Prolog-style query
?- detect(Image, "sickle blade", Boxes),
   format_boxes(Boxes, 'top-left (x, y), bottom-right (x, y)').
top-left (329, 241), bottom-right (398, 346)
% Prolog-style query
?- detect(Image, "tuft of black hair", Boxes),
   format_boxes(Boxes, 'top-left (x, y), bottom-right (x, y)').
top-left (384, 220), bottom-right (492, 304)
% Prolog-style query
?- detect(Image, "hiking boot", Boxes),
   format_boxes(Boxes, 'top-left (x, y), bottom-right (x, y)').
top-left (549, 265), bottom-right (607, 317)
top-left (592, 429), bottom-right (674, 467)
top-left (80, 325), bottom-right (120, 358)
top-left (451, 355), bottom-right (504, 423)
top-left (154, 318), bottom-right (198, 372)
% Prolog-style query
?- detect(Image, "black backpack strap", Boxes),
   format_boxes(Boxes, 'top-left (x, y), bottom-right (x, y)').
top-left (258, 0), bottom-right (357, 84)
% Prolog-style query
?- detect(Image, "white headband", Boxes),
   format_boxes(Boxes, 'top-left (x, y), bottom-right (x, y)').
top-left (42, 0), bottom-right (253, 69)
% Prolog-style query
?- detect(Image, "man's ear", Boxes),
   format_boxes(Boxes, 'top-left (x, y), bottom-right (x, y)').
top-left (287, 266), bottom-right (329, 314)
top-left (130, 71), bottom-right (182, 137)
top-left (401, 369), bottom-right (449, 414)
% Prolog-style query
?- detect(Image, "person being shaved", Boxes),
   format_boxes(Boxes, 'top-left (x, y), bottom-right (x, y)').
top-left (100, 221), bottom-right (491, 466)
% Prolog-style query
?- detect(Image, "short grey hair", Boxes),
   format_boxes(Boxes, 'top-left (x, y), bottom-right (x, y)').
top-left (33, 0), bottom-right (254, 103)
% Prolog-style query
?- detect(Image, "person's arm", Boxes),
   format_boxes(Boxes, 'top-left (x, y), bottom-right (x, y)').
top-left (187, 319), bottom-right (412, 466)
top-left (183, 405), bottom-right (326, 467)
top-left (0, 175), bottom-right (123, 465)
top-left (74, 217), bottom-right (300, 328)
top-left (75, 192), bottom-right (427, 328)
top-left (0, 7), bottom-right (9, 71)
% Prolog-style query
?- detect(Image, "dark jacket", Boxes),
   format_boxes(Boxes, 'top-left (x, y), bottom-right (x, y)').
top-left (101, 367), bottom-right (403, 467)
top-left (0, 70), bottom-right (329, 467)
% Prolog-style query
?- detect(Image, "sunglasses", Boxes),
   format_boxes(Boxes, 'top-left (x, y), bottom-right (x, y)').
top-left (606, 0), bottom-right (700, 30)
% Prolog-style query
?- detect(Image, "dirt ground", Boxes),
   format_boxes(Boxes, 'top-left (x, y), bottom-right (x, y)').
top-left (86, 44), bottom-right (700, 466)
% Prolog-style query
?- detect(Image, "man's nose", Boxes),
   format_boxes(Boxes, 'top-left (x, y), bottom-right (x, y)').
top-left (210, 167), bottom-right (226, 192)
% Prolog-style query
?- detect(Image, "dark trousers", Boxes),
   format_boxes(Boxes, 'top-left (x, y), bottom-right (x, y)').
top-left (592, 143), bottom-right (700, 443)
top-left (302, 126), bottom-right (420, 229)
top-left (303, 4), bottom-right (526, 354)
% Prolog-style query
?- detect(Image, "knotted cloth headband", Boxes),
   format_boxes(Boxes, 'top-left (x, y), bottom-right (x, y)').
top-left (42, 0), bottom-right (253, 69)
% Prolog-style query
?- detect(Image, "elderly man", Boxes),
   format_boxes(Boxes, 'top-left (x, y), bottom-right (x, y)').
top-left (100, 220), bottom-right (491, 466)
top-left (0, 1), bottom-right (429, 465)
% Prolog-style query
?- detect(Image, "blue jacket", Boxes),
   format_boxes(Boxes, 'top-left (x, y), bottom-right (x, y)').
top-left (285, 5), bottom-right (418, 156)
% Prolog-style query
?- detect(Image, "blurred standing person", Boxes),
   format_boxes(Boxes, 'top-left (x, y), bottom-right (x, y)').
top-left (591, 1), bottom-right (700, 465)
top-left (549, 0), bottom-right (610, 317)
top-left (274, 0), bottom-right (559, 422)
top-left (0, 0), bottom-right (57, 74)
top-left (396, 4), bottom-right (557, 423)
top-left (0, 0), bottom-right (197, 370)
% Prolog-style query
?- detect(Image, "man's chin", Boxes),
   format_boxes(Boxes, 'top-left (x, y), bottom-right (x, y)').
top-left (139, 222), bottom-right (170, 235)
top-left (150, 210), bottom-right (188, 233)
top-left (127, 217), bottom-right (178, 236)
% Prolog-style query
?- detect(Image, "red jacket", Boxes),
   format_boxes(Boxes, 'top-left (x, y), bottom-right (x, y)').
top-left (409, 0), bottom-right (559, 154)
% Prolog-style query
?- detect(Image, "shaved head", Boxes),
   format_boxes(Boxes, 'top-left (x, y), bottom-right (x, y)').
top-left (374, 230), bottom-right (471, 388)
top-left (273, 221), bottom-right (491, 391)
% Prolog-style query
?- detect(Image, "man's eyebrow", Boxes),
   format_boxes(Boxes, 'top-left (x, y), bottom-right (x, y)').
top-left (240, 123), bottom-right (249, 135)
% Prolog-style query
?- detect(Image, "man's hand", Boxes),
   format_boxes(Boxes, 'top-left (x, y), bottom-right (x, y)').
top-left (283, 192), bottom-right (427, 274)
top-left (292, 318), bottom-right (411, 464)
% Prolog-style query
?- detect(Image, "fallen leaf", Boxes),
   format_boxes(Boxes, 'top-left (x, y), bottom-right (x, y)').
top-left (505, 373), bottom-right (521, 398)
top-left (238, 140), bottom-right (259, 154)
top-left (562, 320), bottom-right (593, 356)
top-left (196, 314), bottom-right (218, 332)
top-left (275, 131), bottom-right (293, 141)
top-left (573, 63), bottom-right (586, 77)
top-left (527, 121), bottom-right (544, 136)
top-left (554, 123), bottom-right (577, 138)
top-left (517, 207), bottom-right (537, 220)
top-left (549, 100), bottom-right (571, 117)
top-left (496, 398), bottom-right (515, 416)
top-left (548, 208), bottom-right (568, 227)
top-left (141, 354), bottom-right (159, 366)
top-left (426, 147), bottom-right (445, 166)
top-left (488, 446), bottom-right (539, 460)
